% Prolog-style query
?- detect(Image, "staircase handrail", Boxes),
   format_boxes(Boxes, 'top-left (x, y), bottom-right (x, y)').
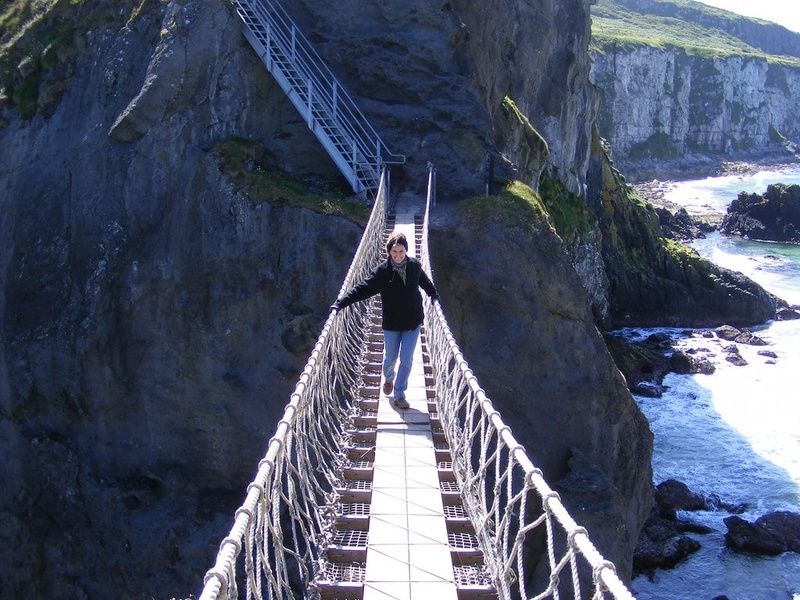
top-left (235, 0), bottom-right (405, 171)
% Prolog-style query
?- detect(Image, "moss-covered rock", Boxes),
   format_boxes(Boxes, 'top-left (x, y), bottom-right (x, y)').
top-left (587, 129), bottom-right (779, 326)
top-left (214, 137), bottom-right (369, 224)
top-left (495, 96), bottom-right (550, 189)
top-left (432, 196), bottom-right (653, 583)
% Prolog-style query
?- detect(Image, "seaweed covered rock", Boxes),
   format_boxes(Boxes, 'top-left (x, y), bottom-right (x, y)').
top-left (721, 184), bottom-right (800, 243)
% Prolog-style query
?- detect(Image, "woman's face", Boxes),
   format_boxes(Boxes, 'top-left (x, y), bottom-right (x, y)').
top-left (389, 243), bottom-right (407, 264)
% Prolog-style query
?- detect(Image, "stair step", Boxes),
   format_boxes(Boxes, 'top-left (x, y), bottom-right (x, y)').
top-left (315, 560), bottom-right (365, 599)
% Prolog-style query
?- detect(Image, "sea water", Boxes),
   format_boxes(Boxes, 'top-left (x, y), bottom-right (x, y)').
top-left (628, 164), bottom-right (800, 600)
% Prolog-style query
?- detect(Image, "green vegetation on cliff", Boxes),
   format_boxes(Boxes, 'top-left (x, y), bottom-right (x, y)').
top-left (591, 130), bottom-right (776, 326)
top-left (0, 0), bottom-right (157, 118)
top-left (591, 0), bottom-right (800, 66)
top-left (216, 138), bottom-right (369, 224)
top-left (456, 181), bottom-right (552, 232)
top-left (538, 173), bottom-right (597, 242)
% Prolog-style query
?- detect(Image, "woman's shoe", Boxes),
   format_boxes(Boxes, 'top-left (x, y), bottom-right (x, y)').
top-left (392, 395), bottom-right (410, 409)
top-left (383, 380), bottom-right (394, 395)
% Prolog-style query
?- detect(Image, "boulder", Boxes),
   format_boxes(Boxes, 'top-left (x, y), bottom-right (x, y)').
top-left (715, 325), bottom-right (742, 341)
top-left (721, 184), bottom-right (800, 243)
top-left (777, 307), bottom-right (800, 320)
top-left (726, 355), bottom-right (749, 366)
top-left (724, 516), bottom-right (787, 555)
top-left (733, 331), bottom-right (767, 346)
top-left (668, 350), bottom-right (693, 374)
top-left (758, 350), bottom-right (778, 359)
top-left (634, 523), bottom-right (701, 573)
top-left (655, 206), bottom-right (712, 241)
top-left (655, 479), bottom-right (706, 514)
top-left (756, 511), bottom-right (800, 552)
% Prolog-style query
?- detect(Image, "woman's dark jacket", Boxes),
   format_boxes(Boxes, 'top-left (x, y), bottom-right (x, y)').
top-left (337, 257), bottom-right (438, 331)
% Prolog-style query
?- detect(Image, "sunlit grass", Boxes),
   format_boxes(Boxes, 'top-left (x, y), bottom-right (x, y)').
top-left (591, 0), bottom-right (800, 67)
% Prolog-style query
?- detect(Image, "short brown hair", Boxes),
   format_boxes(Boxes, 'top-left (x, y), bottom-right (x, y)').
top-left (386, 231), bottom-right (409, 255)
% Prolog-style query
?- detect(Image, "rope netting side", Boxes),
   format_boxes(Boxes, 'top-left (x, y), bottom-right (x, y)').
top-left (419, 166), bottom-right (634, 600)
top-left (199, 170), bottom-right (388, 600)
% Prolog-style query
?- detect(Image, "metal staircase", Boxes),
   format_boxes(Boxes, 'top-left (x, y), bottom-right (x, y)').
top-left (232, 0), bottom-right (405, 198)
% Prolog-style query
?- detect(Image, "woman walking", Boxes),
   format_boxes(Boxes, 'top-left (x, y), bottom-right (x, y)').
top-left (331, 231), bottom-right (439, 409)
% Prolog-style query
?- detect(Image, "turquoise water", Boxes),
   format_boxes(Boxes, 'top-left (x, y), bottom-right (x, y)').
top-left (662, 164), bottom-right (800, 216)
top-left (629, 164), bottom-right (800, 600)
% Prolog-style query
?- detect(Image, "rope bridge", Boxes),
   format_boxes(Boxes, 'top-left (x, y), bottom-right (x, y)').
top-left (199, 168), bottom-right (634, 600)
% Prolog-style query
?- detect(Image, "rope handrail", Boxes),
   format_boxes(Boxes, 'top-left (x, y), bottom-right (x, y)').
top-left (419, 164), bottom-right (635, 600)
top-left (198, 169), bottom-right (389, 600)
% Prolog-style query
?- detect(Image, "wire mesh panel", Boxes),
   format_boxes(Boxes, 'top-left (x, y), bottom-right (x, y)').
top-left (319, 561), bottom-right (366, 583)
top-left (339, 503), bottom-right (371, 517)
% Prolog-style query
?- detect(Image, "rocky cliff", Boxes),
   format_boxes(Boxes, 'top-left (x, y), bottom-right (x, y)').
top-left (430, 185), bottom-right (652, 579)
top-left (590, 0), bottom-right (800, 174)
top-left (0, 0), bottom-right (656, 596)
top-left (587, 133), bottom-right (780, 326)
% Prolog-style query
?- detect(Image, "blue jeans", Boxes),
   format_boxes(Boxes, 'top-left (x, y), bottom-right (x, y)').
top-left (382, 326), bottom-right (421, 398)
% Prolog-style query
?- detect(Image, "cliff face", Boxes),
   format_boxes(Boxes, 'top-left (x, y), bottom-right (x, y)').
top-left (0, 0), bottom-right (651, 596)
top-left (590, 0), bottom-right (800, 172)
top-left (592, 47), bottom-right (800, 162)
top-left (287, 0), bottom-right (597, 196)
top-left (586, 133), bottom-right (779, 327)
top-left (430, 195), bottom-right (652, 579)
top-left (0, 2), bottom-right (361, 597)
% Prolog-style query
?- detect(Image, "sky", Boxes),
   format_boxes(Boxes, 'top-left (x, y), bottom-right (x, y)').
top-left (693, 0), bottom-right (800, 33)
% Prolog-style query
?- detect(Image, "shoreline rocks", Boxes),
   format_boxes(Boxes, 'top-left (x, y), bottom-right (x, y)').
top-left (607, 323), bottom-right (777, 398)
top-left (724, 511), bottom-right (800, 556)
top-left (721, 184), bottom-right (800, 244)
top-left (634, 478), bottom-right (744, 576)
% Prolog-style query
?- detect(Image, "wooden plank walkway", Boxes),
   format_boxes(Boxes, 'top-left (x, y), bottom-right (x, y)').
top-left (364, 211), bottom-right (458, 600)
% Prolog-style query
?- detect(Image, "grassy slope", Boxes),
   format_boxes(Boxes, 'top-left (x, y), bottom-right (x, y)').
top-left (591, 0), bottom-right (800, 67)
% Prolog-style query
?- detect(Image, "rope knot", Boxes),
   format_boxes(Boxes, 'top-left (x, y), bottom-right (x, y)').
top-left (219, 535), bottom-right (242, 555)
top-left (567, 526), bottom-right (589, 550)
top-left (542, 490), bottom-right (561, 512)
top-left (235, 506), bottom-right (254, 522)
top-left (204, 567), bottom-right (229, 588)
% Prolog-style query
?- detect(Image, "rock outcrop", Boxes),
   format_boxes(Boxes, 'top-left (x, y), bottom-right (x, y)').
top-left (724, 511), bottom-right (800, 556)
top-left (721, 183), bottom-right (800, 243)
top-left (430, 192), bottom-right (653, 582)
top-left (0, 2), bottom-right (361, 597)
top-left (586, 134), bottom-right (779, 327)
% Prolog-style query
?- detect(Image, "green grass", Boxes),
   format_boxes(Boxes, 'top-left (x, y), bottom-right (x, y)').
top-left (456, 180), bottom-right (553, 232)
top-left (591, 0), bottom-right (800, 67)
top-left (215, 138), bottom-right (369, 224)
top-left (538, 172), bottom-right (596, 241)
top-left (0, 0), bottom-right (155, 118)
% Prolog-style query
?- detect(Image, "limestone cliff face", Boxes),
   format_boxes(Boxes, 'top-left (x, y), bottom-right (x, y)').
top-left (0, 0), bottom-right (650, 596)
top-left (591, 47), bottom-right (800, 163)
